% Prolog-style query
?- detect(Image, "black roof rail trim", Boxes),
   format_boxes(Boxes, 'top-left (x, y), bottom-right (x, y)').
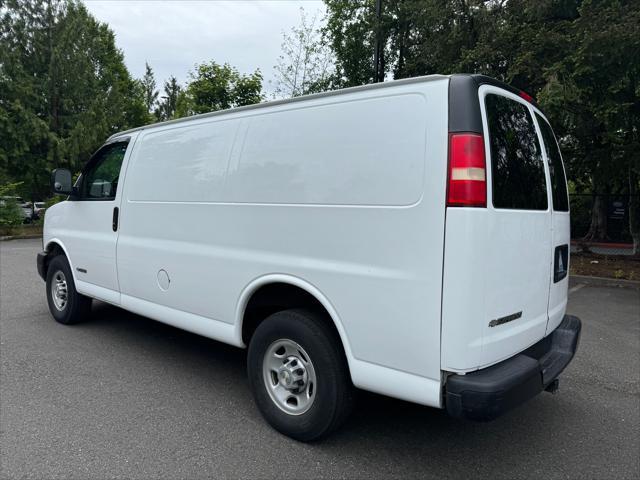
top-left (471, 74), bottom-right (541, 109)
top-left (448, 75), bottom-right (484, 134)
top-left (448, 74), bottom-right (540, 135)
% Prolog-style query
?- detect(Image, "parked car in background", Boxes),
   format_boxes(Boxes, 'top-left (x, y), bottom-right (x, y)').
top-left (19, 200), bottom-right (34, 223)
top-left (33, 202), bottom-right (46, 220)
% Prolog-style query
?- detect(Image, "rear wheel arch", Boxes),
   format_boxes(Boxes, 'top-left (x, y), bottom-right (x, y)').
top-left (237, 275), bottom-right (354, 369)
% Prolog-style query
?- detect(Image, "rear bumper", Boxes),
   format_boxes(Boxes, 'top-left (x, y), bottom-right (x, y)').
top-left (445, 314), bottom-right (581, 421)
top-left (37, 251), bottom-right (47, 281)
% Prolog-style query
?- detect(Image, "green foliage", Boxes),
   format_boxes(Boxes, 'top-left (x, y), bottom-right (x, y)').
top-left (322, 0), bottom-right (640, 244)
top-left (0, 0), bottom-right (149, 201)
top-left (0, 182), bottom-right (24, 197)
top-left (157, 76), bottom-right (182, 121)
top-left (0, 0), bottom-right (264, 203)
top-left (141, 61), bottom-right (159, 114)
top-left (176, 62), bottom-right (263, 117)
top-left (0, 182), bottom-right (25, 228)
top-left (324, 0), bottom-right (380, 87)
top-left (323, 0), bottom-right (638, 182)
top-left (44, 195), bottom-right (64, 209)
top-left (0, 201), bottom-right (23, 229)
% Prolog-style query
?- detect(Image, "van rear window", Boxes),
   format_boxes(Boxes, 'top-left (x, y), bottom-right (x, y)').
top-left (485, 94), bottom-right (547, 210)
top-left (536, 114), bottom-right (569, 212)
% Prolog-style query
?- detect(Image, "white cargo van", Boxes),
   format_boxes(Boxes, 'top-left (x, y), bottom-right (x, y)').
top-left (38, 74), bottom-right (581, 441)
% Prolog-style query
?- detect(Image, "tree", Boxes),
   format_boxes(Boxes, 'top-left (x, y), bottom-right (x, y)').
top-left (538, 0), bottom-right (639, 245)
top-left (0, 182), bottom-right (25, 233)
top-left (157, 76), bottom-right (181, 121)
top-left (629, 169), bottom-right (640, 256)
top-left (324, 0), bottom-right (386, 87)
top-left (140, 61), bottom-right (158, 114)
top-left (175, 61), bottom-right (263, 117)
top-left (273, 8), bottom-right (335, 98)
top-left (322, 0), bottom-right (640, 249)
top-left (0, 0), bottom-right (148, 200)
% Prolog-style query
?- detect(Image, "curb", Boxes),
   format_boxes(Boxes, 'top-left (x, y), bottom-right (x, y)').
top-left (570, 240), bottom-right (633, 250)
top-left (0, 234), bottom-right (42, 241)
top-left (570, 274), bottom-right (640, 289)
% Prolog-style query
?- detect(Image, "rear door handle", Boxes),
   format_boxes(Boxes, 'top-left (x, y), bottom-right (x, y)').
top-left (112, 207), bottom-right (119, 232)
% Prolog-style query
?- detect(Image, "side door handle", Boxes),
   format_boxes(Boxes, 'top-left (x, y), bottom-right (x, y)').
top-left (112, 207), bottom-right (119, 232)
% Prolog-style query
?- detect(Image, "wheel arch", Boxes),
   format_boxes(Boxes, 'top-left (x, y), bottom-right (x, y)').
top-left (42, 238), bottom-right (76, 282)
top-left (235, 274), bottom-right (354, 368)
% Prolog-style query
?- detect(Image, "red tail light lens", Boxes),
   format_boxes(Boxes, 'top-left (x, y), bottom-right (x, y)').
top-left (519, 91), bottom-right (534, 103)
top-left (447, 133), bottom-right (486, 207)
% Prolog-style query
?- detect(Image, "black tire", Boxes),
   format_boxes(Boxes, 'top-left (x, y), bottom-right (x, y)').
top-left (45, 255), bottom-right (92, 325)
top-left (247, 309), bottom-right (354, 441)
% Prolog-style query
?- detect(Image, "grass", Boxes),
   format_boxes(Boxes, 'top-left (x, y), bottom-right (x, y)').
top-left (570, 252), bottom-right (639, 281)
top-left (0, 223), bottom-right (43, 238)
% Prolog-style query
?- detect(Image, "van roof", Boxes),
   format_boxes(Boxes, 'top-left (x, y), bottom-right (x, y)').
top-left (108, 74), bottom-right (448, 140)
top-left (108, 73), bottom-right (530, 141)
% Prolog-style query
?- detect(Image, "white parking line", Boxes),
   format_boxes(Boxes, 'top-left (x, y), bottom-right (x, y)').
top-left (568, 283), bottom-right (586, 295)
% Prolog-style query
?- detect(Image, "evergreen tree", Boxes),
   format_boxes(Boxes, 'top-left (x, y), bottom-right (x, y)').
top-left (141, 61), bottom-right (158, 114)
top-left (157, 76), bottom-right (181, 121)
top-left (0, 0), bottom-right (147, 200)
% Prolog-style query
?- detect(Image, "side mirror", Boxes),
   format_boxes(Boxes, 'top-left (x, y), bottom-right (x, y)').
top-left (51, 169), bottom-right (73, 196)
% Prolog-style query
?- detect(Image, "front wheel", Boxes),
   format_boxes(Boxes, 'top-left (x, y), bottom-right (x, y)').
top-left (45, 255), bottom-right (92, 325)
top-left (247, 309), bottom-right (354, 441)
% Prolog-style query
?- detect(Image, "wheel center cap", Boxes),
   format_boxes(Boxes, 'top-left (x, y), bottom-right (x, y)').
top-left (277, 356), bottom-right (307, 391)
top-left (280, 370), bottom-right (292, 386)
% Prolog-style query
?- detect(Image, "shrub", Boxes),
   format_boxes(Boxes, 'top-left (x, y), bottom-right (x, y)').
top-left (0, 182), bottom-right (26, 233)
top-left (0, 200), bottom-right (23, 229)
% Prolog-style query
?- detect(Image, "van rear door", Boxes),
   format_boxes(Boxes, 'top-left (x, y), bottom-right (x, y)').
top-left (477, 88), bottom-right (553, 366)
top-left (441, 82), bottom-right (554, 371)
top-left (535, 113), bottom-right (570, 334)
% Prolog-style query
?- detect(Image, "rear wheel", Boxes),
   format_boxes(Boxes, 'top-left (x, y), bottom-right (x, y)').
top-left (46, 255), bottom-right (92, 325)
top-left (247, 309), bottom-right (354, 441)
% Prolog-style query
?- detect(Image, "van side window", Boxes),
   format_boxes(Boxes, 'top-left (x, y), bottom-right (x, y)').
top-left (536, 114), bottom-right (569, 212)
top-left (78, 142), bottom-right (128, 200)
top-left (485, 94), bottom-right (547, 210)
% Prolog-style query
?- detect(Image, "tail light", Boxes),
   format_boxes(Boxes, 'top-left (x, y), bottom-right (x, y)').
top-left (519, 91), bottom-right (534, 103)
top-left (447, 133), bottom-right (486, 207)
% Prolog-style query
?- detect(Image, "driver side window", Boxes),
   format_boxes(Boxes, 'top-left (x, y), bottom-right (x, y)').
top-left (78, 142), bottom-right (128, 200)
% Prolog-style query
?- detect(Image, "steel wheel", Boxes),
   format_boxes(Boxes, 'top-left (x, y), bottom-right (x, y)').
top-left (50, 270), bottom-right (68, 311)
top-left (263, 338), bottom-right (317, 415)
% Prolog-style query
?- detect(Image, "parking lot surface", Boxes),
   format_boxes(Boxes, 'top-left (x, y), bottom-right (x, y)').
top-left (1, 239), bottom-right (639, 479)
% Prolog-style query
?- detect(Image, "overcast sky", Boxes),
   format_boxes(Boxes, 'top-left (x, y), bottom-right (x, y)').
top-left (84, 0), bottom-right (325, 94)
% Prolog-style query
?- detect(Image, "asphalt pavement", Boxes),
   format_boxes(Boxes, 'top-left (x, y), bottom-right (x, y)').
top-left (1, 239), bottom-right (639, 479)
